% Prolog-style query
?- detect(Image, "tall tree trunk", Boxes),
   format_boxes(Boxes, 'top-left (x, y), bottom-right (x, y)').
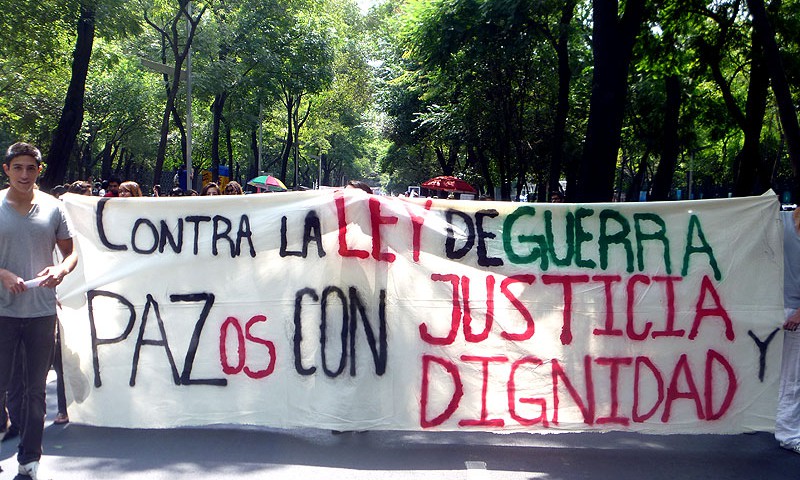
top-left (734, 34), bottom-right (769, 196)
top-left (476, 146), bottom-right (495, 199)
top-left (650, 75), bottom-right (681, 200)
top-left (322, 153), bottom-right (332, 187)
top-left (81, 124), bottom-right (97, 180)
top-left (100, 141), bottom-right (115, 179)
top-left (291, 97), bottom-right (311, 189)
top-left (161, 37), bottom-right (187, 165)
top-left (575, 0), bottom-right (646, 202)
top-left (42, 2), bottom-right (95, 189)
top-left (548, 0), bottom-right (577, 199)
top-left (225, 120), bottom-right (234, 179)
top-left (250, 128), bottom-right (259, 180)
top-left (627, 148), bottom-right (650, 201)
top-left (122, 148), bottom-right (133, 180)
top-left (747, 0), bottom-right (800, 198)
top-left (210, 91), bottom-right (227, 182)
top-left (279, 92), bottom-right (294, 182)
top-left (153, 76), bottom-right (182, 186)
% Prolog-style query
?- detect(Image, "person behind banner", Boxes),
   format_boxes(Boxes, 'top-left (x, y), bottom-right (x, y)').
top-left (777, 207), bottom-right (800, 454)
top-left (67, 181), bottom-right (92, 196)
top-left (346, 180), bottom-right (372, 194)
top-left (102, 176), bottom-right (121, 197)
top-left (0, 142), bottom-right (78, 479)
top-left (118, 181), bottom-right (143, 198)
top-left (201, 182), bottom-right (221, 196)
top-left (223, 181), bottom-right (244, 195)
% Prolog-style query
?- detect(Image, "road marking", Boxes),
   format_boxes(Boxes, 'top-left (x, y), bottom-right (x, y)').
top-left (465, 461), bottom-right (489, 480)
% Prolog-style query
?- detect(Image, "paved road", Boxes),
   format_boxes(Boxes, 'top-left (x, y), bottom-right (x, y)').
top-left (1, 377), bottom-right (798, 480)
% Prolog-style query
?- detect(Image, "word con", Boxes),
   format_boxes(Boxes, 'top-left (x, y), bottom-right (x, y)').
top-left (293, 286), bottom-right (388, 377)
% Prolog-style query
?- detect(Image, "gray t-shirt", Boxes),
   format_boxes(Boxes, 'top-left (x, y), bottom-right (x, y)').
top-left (0, 189), bottom-right (73, 317)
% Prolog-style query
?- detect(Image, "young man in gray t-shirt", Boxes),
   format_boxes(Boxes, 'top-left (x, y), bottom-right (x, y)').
top-left (0, 142), bottom-right (78, 480)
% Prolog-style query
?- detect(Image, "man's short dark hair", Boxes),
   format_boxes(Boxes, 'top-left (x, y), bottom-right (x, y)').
top-left (4, 142), bottom-right (42, 166)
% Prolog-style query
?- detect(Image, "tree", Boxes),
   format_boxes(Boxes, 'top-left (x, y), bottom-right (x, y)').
top-left (143, 0), bottom-right (207, 187)
top-left (274, 22), bottom-right (335, 187)
top-left (83, 48), bottom-right (161, 182)
top-left (574, 0), bottom-right (647, 202)
top-left (0, 1), bottom-right (72, 146)
top-left (547, 0), bottom-right (579, 201)
top-left (392, 0), bottom-right (568, 200)
top-left (40, 2), bottom-right (95, 189)
top-left (746, 0), bottom-right (800, 197)
top-left (40, 0), bottom-right (141, 189)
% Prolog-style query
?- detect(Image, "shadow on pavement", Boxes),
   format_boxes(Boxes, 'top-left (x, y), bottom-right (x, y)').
top-left (1, 378), bottom-right (798, 479)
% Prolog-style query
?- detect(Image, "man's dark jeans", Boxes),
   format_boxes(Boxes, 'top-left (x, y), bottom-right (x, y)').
top-left (1, 345), bottom-right (24, 433)
top-left (0, 315), bottom-right (56, 464)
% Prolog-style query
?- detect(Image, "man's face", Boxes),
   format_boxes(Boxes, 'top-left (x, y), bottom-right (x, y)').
top-left (2, 155), bottom-right (41, 194)
top-left (107, 181), bottom-right (120, 194)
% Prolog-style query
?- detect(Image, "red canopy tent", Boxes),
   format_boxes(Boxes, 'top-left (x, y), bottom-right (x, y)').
top-left (420, 175), bottom-right (477, 194)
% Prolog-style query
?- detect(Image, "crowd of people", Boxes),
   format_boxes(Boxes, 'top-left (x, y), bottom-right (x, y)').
top-left (48, 177), bottom-right (250, 199)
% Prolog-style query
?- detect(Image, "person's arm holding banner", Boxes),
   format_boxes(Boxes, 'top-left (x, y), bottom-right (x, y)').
top-left (785, 309), bottom-right (800, 332)
top-left (35, 237), bottom-right (77, 289)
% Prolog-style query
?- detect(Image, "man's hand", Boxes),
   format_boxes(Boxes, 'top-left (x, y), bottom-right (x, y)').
top-left (0, 268), bottom-right (26, 294)
top-left (35, 265), bottom-right (69, 289)
top-left (784, 309), bottom-right (800, 331)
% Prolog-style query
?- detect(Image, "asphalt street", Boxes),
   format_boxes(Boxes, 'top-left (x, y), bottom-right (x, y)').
top-left (0, 375), bottom-right (798, 480)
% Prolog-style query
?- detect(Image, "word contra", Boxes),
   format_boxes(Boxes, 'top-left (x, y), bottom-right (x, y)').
top-left (95, 198), bottom-right (256, 257)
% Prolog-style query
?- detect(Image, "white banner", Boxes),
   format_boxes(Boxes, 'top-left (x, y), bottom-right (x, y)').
top-left (58, 190), bottom-right (784, 433)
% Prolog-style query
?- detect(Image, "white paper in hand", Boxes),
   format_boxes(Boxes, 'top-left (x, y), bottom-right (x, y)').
top-left (23, 276), bottom-right (47, 288)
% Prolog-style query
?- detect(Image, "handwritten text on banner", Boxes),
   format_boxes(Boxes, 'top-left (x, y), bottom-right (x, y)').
top-left (57, 191), bottom-right (784, 433)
